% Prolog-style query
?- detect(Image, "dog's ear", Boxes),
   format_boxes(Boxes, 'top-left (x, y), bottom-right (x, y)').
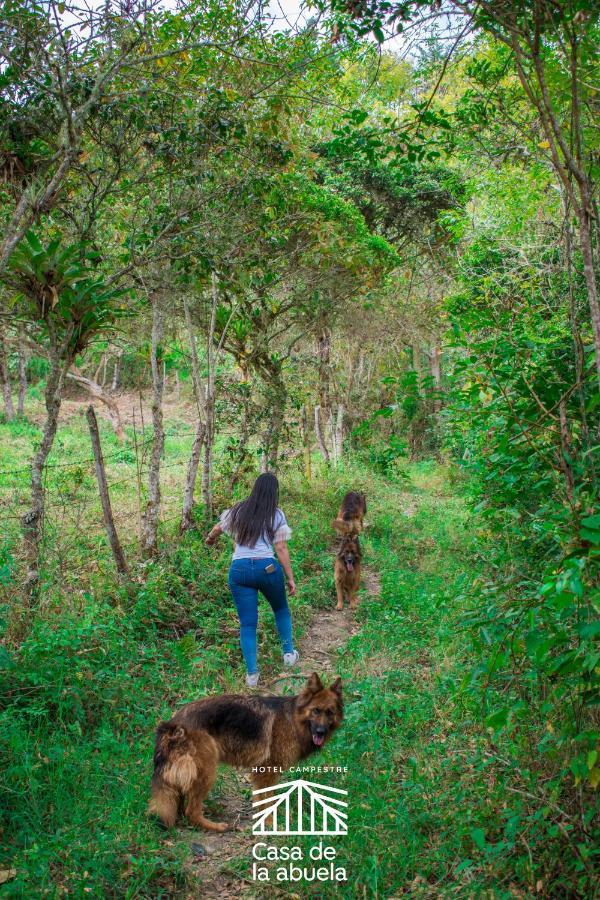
top-left (297, 672), bottom-right (324, 709)
top-left (329, 677), bottom-right (343, 698)
top-left (306, 672), bottom-right (324, 693)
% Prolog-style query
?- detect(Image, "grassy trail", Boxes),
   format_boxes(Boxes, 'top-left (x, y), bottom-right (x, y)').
top-left (184, 463), bottom-right (499, 898)
top-left (2, 451), bottom-right (561, 897)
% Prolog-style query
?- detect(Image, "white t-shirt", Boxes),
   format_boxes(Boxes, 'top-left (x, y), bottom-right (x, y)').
top-left (219, 507), bottom-right (292, 560)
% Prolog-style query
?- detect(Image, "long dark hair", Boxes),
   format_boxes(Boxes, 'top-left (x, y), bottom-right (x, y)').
top-left (227, 473), bottom-right (279, 547)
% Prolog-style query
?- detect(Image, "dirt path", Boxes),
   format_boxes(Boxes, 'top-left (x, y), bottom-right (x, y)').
top-left (179, 567), bottom-right (380, 898)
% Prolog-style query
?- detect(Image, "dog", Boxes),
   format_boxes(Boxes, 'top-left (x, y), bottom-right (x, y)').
top-left (149, 673), bottom-right (343, 831)
top-left (334, 533), bottom-right (362, 610)
top-left (332, 491), bottom-right (367, 536)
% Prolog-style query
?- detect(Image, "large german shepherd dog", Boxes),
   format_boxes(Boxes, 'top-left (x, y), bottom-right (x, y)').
top-left (334, 533), bottom-right (362, 610)
top-left (149, 673), bottom-right (343, 831)
top-left (332, 490), bottom-right (367, 536)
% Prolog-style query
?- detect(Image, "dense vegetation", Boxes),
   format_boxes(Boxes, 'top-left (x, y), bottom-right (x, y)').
top-left (0, 0), bottom-right (598, 895)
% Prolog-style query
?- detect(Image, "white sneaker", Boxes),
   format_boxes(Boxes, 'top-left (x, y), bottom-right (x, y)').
top-left (246, 672), bottom-right (260, 688)
top-left (283, 650), bottom-right (299, 667)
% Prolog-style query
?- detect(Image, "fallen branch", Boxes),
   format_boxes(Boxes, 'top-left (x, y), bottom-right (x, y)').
top-left (67, 365), bottom-right (125, 441)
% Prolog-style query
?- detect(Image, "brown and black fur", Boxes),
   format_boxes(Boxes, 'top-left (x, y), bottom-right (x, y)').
top-left (332, 491), bottom-right (367, 536)
top-left (149, 674), bottom-right (343, 831)
top-left (334, 533), bottom-right (361, 610)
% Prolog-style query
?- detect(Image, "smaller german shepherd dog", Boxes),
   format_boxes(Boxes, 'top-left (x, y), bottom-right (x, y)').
top-left (332, 490), bottom-right (367, 536)
top-left (334, 532), bottom-right (362, 610)
top-left (149, 674), bottom-right (343, 831)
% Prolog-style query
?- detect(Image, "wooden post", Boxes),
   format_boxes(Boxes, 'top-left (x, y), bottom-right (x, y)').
top-left (86, 405), bottom-right (129, 577)
top-left (301, 405), bottom-right (312, 481)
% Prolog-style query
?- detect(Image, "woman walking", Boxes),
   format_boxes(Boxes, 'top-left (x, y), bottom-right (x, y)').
top-left (205, 473), bottom-right (299, 687)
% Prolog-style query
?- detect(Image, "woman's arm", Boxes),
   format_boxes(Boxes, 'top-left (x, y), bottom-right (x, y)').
top-left (205, 524), bottom-right (223, 546)
top-left (274, 540), bottom-right (296, 596)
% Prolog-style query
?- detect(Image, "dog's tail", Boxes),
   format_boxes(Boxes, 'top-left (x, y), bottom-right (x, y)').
top-left (149, 721), bottom-right (199, 827)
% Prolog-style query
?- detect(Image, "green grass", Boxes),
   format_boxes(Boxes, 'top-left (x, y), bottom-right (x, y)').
top-left (0, 406), bottom-right (595, 897)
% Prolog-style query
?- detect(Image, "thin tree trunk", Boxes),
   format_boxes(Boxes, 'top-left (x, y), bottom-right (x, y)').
top-left (142, 295), bottom-right (165, 556)
top-left (184, 295), bottom-right (205, 421)
top-left (314, 405), bottom-right (330, 463)
top-left (334, 403), bottom-right (344, 463)
top-left (67, 366), bottom-right (125, 441)
top-left (317, 328), bottom-right (331, 422)
top-left (411, 342), bottom-right (422, 382)
top-left (429, 345), bottom-right (442, 413)
top-left (22, 350), bottom-right (71, 588)
top-left (181, 294), bottom-right (208, 527)
top-left (229, 393), bottom-right (252, 491)
top-left (578, 205), bottom-right (600, 389)
top-left (265, 386), bottom-right (286, 471)
top-left (17, 331), bottom-right (27, 416)
top-left (180, 419), bottom-right (205, 533)
top-left (563, 192), bottom-right (596, 484)
top-left (111, 349), bottom-right (122, 392)
top-left (301, 405), bottom-right (312, 481)
top-left (558, 398), bottom-right (575, 503)
top-left (86, 405), bottom-right (129, 576)
top-left (201, 276), bottom-right (218, 516)
top-left (0, 327), bottom-right (15, 421)
top-left (94, 353), bottom-right (107, 384)
top-left (328, 409), bottom-right (337, 465)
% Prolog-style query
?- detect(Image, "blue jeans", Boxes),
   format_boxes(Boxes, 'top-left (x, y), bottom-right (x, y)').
top-left (228, 557), bottom-right (295, 675)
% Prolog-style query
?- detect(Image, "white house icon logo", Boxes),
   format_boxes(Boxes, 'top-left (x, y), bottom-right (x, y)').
top-left (252, 779), bottom-right (348, 836)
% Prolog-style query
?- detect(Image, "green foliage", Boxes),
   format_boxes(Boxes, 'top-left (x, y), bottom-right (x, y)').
top-left (446, 231), bottom-right (600, 803)
top-left (8, 232), bottom-right (128, 353)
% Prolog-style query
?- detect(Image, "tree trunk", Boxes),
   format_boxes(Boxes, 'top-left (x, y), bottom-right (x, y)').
top-left (142, 295), bottom-right (165, 556)
top-left (334, 403), bottom-right (344, 463)
top-left (86, 405), bottom-right (129, 576)
top-left (314, 405), bottom-right (330, 463)
top-left (301, 405), bottom-right (312, 481)
top-left (180, 419), bottom-right (205, 533)
top-left (230, 397), bottom-right (252, 491)
top-left (17, 331), bottom-right (27, 416)
top-left (577, 204), bottom-right (600, 389)
top-left (260, 360), bottom-right (286, 472)
top-left (67, 366), bottom-right (125, 441)
top-left (94, 353), bottom-right (107, 385)
top-left (0, 327), bottom-right (15, 421)
top-left (411, 342), bottom-right (422, 382)
top-left (201, 276), bottom-right (218, 516)
top-left (111, 348), bottom-right (122, 392)
top-left (22, 351), bottom-right (71, 588)
top-left (184, 295), bottom-right (205, 421)
top-left (429, 345), bottom-right (442, 413)
top-left (558, 398), bottom-right (575, 503)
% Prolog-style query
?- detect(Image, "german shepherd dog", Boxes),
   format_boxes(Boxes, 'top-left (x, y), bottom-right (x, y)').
top-left (334, 533), bottom-right (362, 610)
top-left (332, 491), bottom-right (367, 536)
top-left (149, 673), bottom-right (343, 832)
